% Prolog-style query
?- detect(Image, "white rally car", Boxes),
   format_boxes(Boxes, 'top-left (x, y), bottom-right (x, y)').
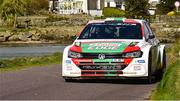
top-left (62, 18), bottom-right (166, 83)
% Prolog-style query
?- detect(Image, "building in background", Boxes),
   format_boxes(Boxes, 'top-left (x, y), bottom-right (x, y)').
top-left (49, 0), bottom-right (103, 16)
top-left (49, 0), bottom-right (59, 12)
top-left (49, 0), bottom-right (158, 16)
top-left (49, 0), bottom-right (125, 16)
top-left (104, 0), bottom-right (125, 10)
top-left (87, 0), bottom-right (105, 16)
top-left (148, 0), bottom-right (160, 15)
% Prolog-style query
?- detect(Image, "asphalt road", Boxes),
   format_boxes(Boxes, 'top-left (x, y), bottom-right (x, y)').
top-left (0, 65), bottom-right (157, 100)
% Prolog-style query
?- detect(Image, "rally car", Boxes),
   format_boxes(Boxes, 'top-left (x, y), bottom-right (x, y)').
top-left (62, 18), bottom-right (166, 83)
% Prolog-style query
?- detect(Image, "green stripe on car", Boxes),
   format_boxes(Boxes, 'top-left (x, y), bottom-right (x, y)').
top-left (114, 18), bottom-right (125, 22)
top-left (81, 42), bottom-right (129, 53)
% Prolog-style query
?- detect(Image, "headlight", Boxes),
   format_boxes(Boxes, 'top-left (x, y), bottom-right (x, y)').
top-left (122, 51), bottom-right (142, 58)
top-left (68, 50), bottom-right (82, 58)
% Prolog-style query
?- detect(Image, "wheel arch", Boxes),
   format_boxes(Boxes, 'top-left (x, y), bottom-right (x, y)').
top-left (140, 44), bottom-right (153, 76)
top-left (141, 44), bottom-right (153, 62)
top-left (144, 45), bottom-right (154, 83)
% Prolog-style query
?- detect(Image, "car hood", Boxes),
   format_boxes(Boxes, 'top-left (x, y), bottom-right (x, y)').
top-left (73, 40), bottom-right (140, 53)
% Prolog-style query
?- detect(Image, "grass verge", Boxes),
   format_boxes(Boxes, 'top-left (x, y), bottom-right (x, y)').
top-left (0, 52), bottom-right (62, 72)
top-left (151, 59), bottom-right (180, 100)
top-left (151, 39), bottom-right (180, 100)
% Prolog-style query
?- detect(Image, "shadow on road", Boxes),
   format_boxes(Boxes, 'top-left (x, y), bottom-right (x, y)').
top-left (65, 78), bottom-right (159, 85)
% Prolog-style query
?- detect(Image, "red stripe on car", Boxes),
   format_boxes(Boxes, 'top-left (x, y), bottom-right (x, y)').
top-left (141, 25), bottom-right (145, 37)
top-left (123, 46), bottom-right (140, 53)
top-left (70, 45), bottom-right (82, 53)
top-left (72, 59), bottom-right (93, 65)
top-left (124, 58), bottom-right (133, 64)
top-left (124, 19), bottom-right (138, 23)
top-left (81, 74), bottom-right (104, 77)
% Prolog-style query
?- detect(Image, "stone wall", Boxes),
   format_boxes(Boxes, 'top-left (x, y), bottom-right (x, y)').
top-left (16, 15), bottom-right (93, 27)
top-left (0, 15), bottom-right (179, 44)
top-left (151, 23), bottom-right (180, 43)
top-left (151, 15), bottom-right (180, 23)
top-left (0, 26), bottom-right (83, 44)
top-left (0, 15), bottom-right (91, 44)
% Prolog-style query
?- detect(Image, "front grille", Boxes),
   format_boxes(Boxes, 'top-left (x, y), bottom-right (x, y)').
top-left (79, 62), bottom-right (125, 66)
top-left (82, 53), bottom-right (123, 59)
top-left (81, 70), bottom-right (123, 75)
top-left (79, 65), bottom-right (127, 70)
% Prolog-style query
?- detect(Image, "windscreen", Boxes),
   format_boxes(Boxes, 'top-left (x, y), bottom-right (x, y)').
top-left (78, 23), bottom-right (142, 39)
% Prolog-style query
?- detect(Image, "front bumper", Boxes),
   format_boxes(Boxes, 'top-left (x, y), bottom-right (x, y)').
top-left (62, 58), bottom-right (148, 78)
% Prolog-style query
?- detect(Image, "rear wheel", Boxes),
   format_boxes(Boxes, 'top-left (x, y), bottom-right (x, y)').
top-left (162, 50), bottom-right (167, 72)
top-left (157, 50), bottom-right (166, 80)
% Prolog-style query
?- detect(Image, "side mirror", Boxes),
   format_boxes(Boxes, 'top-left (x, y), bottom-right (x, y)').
top-left (149, 34), bottom-right (155, 39)
top-left (70, 35), bottom-right (77, 40)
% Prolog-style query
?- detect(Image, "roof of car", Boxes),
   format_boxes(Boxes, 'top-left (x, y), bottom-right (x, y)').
top-left (88, 18), bottom-right (145, 24)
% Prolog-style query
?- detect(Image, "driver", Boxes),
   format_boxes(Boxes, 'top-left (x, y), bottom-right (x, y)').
top-left (104, 26), bottom-right (117, 38)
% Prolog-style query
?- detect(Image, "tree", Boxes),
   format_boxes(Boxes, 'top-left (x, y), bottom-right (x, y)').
top-left (124, 0), bottom-right (150, 18)
top-left (0, 0), bottom-right (4, 5)
top-left (27, 0), bottom-right (49, 15)
top-left (0, 0), bottom-right (27, 27)
top-left (156, 0), bottom-right (176, 14)
top-left (103, 7), bottom-right (125, 17)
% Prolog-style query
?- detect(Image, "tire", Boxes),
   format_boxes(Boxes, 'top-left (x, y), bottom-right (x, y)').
top-left (157, 49), bottom-right (166, 80)
top-left (147, 51), bottom-right (154, 84)
top-left (162, 50), bottom-right (167, 72)
top-left (156, 50), bottom-right (167, 81)
top-left (65, 79), bottom-right (75, 82)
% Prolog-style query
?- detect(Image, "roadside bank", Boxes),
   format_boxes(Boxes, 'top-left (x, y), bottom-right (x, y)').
top-left (151, 39), bottom-right (180, 100)
top-left (0, 52), bottom-right (62, 72)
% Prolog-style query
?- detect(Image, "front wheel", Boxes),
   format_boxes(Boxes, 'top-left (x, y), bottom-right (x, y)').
top-left (65, 78), bottom-right (76, 82)
top-left (147, 52), bottom-right (155, 84)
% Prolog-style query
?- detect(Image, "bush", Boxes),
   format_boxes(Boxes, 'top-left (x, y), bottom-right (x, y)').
top-left (175, 12), bottom-right (180, 16)
top-left (26, 0), bottom-right (49, 15)
top-left (45, 14), bottom-right (69, 22)
top-left (103, 7), bottom-right (125, 17)
top-left (167, 11), bottom-right (175, 16)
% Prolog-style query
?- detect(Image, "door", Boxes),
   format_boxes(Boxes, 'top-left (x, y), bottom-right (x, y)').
top-left (144, 22), bottom-right (160, 72)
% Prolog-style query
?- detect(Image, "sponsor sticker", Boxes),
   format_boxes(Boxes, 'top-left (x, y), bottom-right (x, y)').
top-left (70, 72), bottom-right (81, 74)
top-left (112, 59), bottom-right (124, 62)
top-left (65, 60), bottom-right (71, 64)
top-left (66, 66), bottom-right (72, 70)
top-left (134, 65), bottom-right (142, 71)
top-left (137, 60), bottom-right (145, 63)
top-left (88, 43), bottom-right (122, 50)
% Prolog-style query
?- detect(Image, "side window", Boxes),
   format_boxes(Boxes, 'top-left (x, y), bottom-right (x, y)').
top-left (145, 23), bottom-right (154, 36)
top-left (80, 25), bottom-right (91, 39)
top-left (143, 23), bottom-right (150, 40)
